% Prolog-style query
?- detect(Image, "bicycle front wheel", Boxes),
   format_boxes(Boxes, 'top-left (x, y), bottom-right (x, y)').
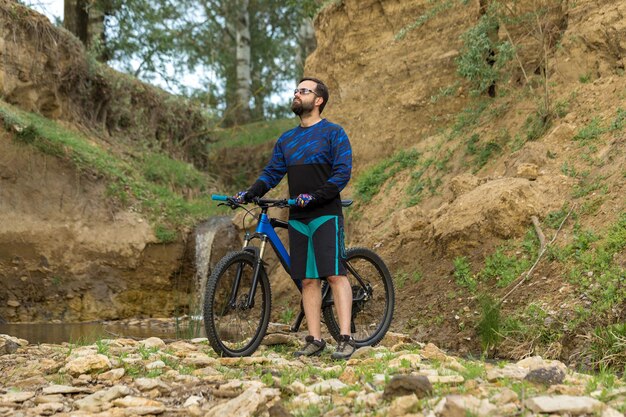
top-left (203, 251), bottom-right (271, 357)
top-left (323, 247), bottom-right (395, 348)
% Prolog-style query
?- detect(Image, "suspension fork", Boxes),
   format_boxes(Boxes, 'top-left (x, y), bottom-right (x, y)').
top-left (244, 236), bottom-right (267, 309)
top-left (226, 232), bottom-right (254, 309)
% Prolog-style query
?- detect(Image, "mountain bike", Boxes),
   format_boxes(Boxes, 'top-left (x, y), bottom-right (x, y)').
top-left (204, 194), bottom-right (395, 357)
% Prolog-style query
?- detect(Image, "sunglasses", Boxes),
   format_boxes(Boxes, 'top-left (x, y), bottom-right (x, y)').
top-left (293, 88), bottom-right (319, 96)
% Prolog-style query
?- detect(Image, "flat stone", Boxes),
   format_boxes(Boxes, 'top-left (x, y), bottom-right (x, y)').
top-left (383, 375), bottom-right (432, 401)
top-left (64, 354), bottom-right (112, 376)
top-left (134, 378), bottom-right (171, 393)
top-left (289, 391), bottom-right (327, 408)
top-left (524, 395), bottom-right (604, 414)
top-left (31, 402), bottom-right (64, 415)
top-left (74, 385), bottom-right (132, 412)
top-left (98, 368), bottom-right (126, 382)
top-left (426, 375), bottom-right (465, 384)
top-left (388, 394), bottom-right (419, 417)
top-left (0, 336), bottom-right (20, 355)
top-left (181, 352), bottom-right (219, 367)
top-left (0, 391), bottom-right (35, 403)
top-left (380, 331), bottom-right (414, 347)
top-left (42, 385), bottom-right (91, 394)
top-left (112, 396), bottom-right (165, 410)
top-left (139, 337), bottom-right (166, 349)
top-left (350, 346), bottom-right (375, 359)
top-left (34, 395), bottom-right (64, 404)
top-left (183, 395), bottom-right (203, 407)
top-left (525, 366), bottom-right (566, 385)
top-left (389, 353), bottom-right (422, 369)
top-left (205, 386), bottom-right (280, 417)
top-left (146, 360), bottom-right (166, 370)
top-left (491, 387), bottom-right (518, 405)
top-left (308, 379), bottom-right (347, 394)
top-left (421, 343), bottom-right (448, 361)
top-left (167, 341), bottom-right (198, 353)
top-left (486, 364), bottom-right (528, 381)
top-left (441, 395), bottom-right (498, 417)
top-left (10, 375), bottom-right (48, 389)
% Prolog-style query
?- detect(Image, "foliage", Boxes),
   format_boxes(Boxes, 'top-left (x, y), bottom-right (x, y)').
top-left (456, 5), bottom-right (514, 96)
top-left (573, 118), bottom-right (605, 144)
top-left (610, 108), bottom-right (626, 131)
top-left (142, 154), bottom-right (207, 192)
top-left (477, 294), bottom-right (501, 353)
top-left (101, 0), bottom-right (317, 121)
top-left (355, 149), bottom-right (421, 202)
top-left (453, 256), bottom-right (476, 292)
top-left (0, 100), bottom-right (224, 234)
top-left (588, 323), bottom-right (626, 371)
top-left (480, 248), bottom-right (530, 288)
top-left (524, 106), bottom-right (552, 141)
top-left (208, 118), bottom-right (295, 149)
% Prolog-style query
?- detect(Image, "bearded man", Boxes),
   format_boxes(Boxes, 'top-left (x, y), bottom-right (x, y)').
top-left (233, 77), bottom-right (355, 359)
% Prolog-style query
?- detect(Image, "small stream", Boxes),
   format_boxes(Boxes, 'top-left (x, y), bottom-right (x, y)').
top-left (0, 217), bottom-right (234, 345)
top-left (0, 321), bottom-right (205, 345)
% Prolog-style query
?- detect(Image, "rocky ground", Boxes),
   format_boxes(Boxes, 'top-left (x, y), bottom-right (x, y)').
top-left (1, 329), bottom-right (625, 417)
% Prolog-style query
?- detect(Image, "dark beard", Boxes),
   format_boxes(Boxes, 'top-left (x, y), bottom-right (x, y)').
top-left (291, 99), bottom-right (313, 116)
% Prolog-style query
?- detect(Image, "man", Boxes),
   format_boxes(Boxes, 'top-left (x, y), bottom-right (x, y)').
top-left (233, 77), bottom-right (355, 360)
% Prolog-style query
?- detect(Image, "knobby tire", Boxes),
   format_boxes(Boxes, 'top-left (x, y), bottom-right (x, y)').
top-left (322, 247), bottom-right (395, 348)
top-left (203, 251), bottom-right (271, 357)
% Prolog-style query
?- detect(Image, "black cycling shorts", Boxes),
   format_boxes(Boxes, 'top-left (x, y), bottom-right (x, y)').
top-left (288, 215), bottom-right (347, 280)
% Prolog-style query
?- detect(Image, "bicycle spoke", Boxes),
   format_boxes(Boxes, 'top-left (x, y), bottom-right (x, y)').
top-left (323, 248), bottom-right (394, 347)
top-left (205, 252), bottom-right (271, 356)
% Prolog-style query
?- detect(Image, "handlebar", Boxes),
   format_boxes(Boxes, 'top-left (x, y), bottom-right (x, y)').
top-left (211, 194), bottom-right (353, 208)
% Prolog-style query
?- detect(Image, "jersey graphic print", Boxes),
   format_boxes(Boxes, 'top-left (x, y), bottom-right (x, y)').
top-left (258, 119), bottom-right (352, 219)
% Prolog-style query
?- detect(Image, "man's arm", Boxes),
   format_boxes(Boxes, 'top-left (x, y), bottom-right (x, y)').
top-left (248, 139), bottom-right (287, 199)
top-left (310, 128), bottom-right (352, 204)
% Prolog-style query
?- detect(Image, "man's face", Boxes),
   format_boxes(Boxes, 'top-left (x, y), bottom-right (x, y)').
top-left (291, 81), bottom-right (319, 116)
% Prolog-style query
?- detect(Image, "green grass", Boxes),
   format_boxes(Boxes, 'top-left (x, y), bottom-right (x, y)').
top-left (477, 294), bottom-right (501, 353)
top-left (588, 323), bottom-right (626, 371)
top-left (480, 248), bottom-right (530, 288)
top-left (0, 100), bottom-right (224, 237)
top-left (573, 117), bottom-right (605, 144)
top-left (453, 256), bottom-right (476, 292)
top-left (355, 149), bottom-right (421, 202)
top-left (208, 118), bottom-right (295, 149)
top-left (610, 108), bottom-right (626, 131)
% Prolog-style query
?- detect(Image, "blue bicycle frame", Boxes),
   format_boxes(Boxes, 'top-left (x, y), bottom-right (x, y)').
top-left (212, 194), bottom-right (355, 333)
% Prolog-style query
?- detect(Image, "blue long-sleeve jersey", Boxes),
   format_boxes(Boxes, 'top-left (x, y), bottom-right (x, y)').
top-left (250, 119), bottom-right (352, 220)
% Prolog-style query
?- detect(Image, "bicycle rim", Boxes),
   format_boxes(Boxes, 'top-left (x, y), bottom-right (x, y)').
top-left (204, 251), bottom-right (271, 357)
top-left (323, 247), bottom-right (395, 347)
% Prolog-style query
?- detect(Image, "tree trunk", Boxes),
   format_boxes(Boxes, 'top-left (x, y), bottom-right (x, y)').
top-left (296, 17), bottom-right (316, 78)
top-left (234, 0), bottom-right (252, 124)
top-left (64, 0), bottom-right (89, 45)
top-left (63, 0), bottom-right (107, 61)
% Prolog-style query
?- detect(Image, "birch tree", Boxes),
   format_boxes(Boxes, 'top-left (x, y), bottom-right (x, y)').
top-left (234, 0), bottom-right (252, 123)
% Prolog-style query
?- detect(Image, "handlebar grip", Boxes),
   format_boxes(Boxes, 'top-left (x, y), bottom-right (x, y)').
top-left (212, 194), bottom-right (229, 201)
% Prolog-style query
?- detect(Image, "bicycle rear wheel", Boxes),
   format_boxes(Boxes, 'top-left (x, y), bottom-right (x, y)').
top-left (323, 247), bottom-right (395, 348)
top-left (203, 251), bottom-right (271, 357)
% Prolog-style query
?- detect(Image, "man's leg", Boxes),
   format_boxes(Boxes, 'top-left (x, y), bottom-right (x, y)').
top-left (326, 275), bottom-right (352, 335)
top-left (301, 278), bottom-right (322, 339)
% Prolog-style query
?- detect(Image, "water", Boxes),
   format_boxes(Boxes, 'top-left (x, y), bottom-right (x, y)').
top-left (0, 218), bottom-right (231, 346)
top-left (0, 321), bottom-right (184, 345)
top-left (194, 218), bottom-right (221, 317)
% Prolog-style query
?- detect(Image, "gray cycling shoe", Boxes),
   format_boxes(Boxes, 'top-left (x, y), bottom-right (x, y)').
top-left (294, 335), bottom-right (326, 357)
top-left (331, 335), bottom-right (356, 360)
